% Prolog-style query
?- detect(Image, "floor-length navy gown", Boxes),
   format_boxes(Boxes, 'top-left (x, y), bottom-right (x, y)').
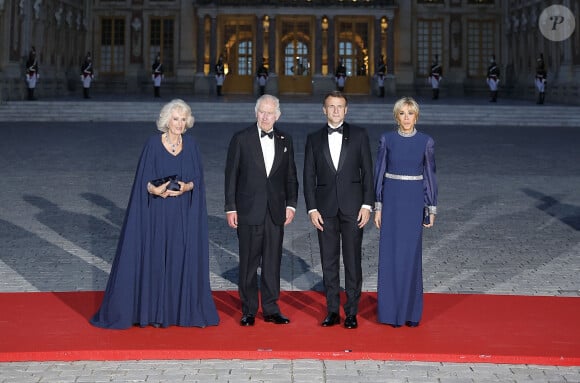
top-left (91, 133), bottom-right (219, 329)
top-left (373, 129), bottom-right (437, 326)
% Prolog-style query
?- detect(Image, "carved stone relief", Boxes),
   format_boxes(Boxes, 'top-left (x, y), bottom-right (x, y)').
top-left (131, 14), bottom-right (143, 62)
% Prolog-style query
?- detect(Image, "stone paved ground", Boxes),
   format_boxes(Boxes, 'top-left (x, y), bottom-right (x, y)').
top-left (0, 101), bottom-right (579, 382)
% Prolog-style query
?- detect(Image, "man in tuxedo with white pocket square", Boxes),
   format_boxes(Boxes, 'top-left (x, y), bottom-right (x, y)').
top-left (224, 94), bottom-right (298, 327)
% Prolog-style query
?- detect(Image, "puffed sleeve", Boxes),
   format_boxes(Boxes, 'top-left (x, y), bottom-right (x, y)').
top-left (373, 133), bottom-right (388, 211)
top-left (423, 136), bottom-right (438, 214)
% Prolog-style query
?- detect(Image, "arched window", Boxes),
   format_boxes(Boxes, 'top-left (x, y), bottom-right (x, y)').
top-left (284, 41), bottom-right (309, 76)
top-left (337, 19), bottom-right (369, 77)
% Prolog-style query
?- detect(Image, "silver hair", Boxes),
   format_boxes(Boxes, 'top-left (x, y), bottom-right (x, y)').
top-left (254, 94), bottom-right (281, 117)
top-left (156, 99), bottom-right (195, 132)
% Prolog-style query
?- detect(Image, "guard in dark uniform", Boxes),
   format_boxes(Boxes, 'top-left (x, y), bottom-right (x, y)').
top-left (335, 59), bottom-right (347, 92)
top-left (256, 59), bottom-right (269, 96)
top-left (151, 53), bottom-right (163, 98)
top-left (429, 55), bottom-right (442, 100)
top-left (535, 54), bottom-right (547, 105)
top-left (215, 56), bottom-right (225, 96)
top-left (25, 47), bottom-right (39, 101)
top-left (486, 55), bottom-right (500, 102)
top-left (375, 55), bottom-right (386, 98)
top-left (80, 52), bottom-right (94, 99)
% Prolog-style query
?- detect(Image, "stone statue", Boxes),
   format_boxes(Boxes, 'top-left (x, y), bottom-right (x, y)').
top-left (33, 0), bottom-right (42, 20)
top-left (131, 17), bottom-right (143, 58)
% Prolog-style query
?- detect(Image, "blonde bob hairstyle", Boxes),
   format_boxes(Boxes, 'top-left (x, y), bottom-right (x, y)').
top-left (392, 96), bottom-right (420, 123)
top-left (156, 99), bottom-right (195, 133)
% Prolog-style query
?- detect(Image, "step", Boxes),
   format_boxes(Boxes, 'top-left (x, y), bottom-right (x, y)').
top-left (1, 101), bottom-right (579, 127)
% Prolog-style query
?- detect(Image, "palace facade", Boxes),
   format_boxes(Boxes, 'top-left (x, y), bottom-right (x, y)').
top-left (0, 0), bottom-right (578, 104)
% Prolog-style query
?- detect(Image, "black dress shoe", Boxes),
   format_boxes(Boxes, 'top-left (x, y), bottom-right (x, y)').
top-left (344, 315), bottom-right (358, 329)
top-left (321, 312), bottom-right (340, 327)
top-left (405, 321), bottom-right (419, 327)
top-left (263, 313), bottom-right (290, 324)
top-left (240, 314), bottom-right (255, 326)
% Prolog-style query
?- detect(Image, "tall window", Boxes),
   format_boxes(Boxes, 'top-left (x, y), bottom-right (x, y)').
top-left (150, 18), bottom-right (174, 75)
top-left (337, 19), bottom-right (370, 76)
top-left (467, 20), bottom-right (494, 77)
top-left (284, 41), bottom-right (309, 75)
top-left (223, 22), bottom-right (254, 76)
top-left (281, 19), bottom-right (311, 76)
top-left (237, 40), bottom-right (253, 75)
top-left (101, 18), bottom-right (125, 74)
top-left (417, 19), bottom-right (443, 76)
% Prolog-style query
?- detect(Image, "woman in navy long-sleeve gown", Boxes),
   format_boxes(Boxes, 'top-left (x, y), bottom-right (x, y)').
top-left (373, 97), bottom-right (437, 328)
top-left (91, 99), bottom-right (219, 329)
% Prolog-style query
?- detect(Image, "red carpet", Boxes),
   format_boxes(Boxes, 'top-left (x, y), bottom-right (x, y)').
top-left (1, 291), bottom-right (578, 365)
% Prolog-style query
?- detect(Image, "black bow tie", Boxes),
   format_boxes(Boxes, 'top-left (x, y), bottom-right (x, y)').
top-left (261, 130), bottom-right (274, 139)
top-left (327, 125), bottom-right (343, 135)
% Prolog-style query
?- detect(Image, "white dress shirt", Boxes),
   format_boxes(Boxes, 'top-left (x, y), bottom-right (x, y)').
top-left (327, 123), bottom-right (343, 169)
top-left (259, 127), bottom-right (275, 177)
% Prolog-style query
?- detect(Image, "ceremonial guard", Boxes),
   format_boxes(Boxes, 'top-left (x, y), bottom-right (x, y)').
top-left (25, 47), bottom-right (39, 100)
top-left (256, 59), bottom-right (269, 96)
top-left (429, 55), bottom-right (442, 100)
top-left (215, 56), bottom-right (225, 96)
top-left (486, 55), bottom-right (500, 102)
top-left (335, 59), bottom-right (347, 92)
top-left (80, 52), bottom-right (94, 99)
top-left (375, 55), bottom-right (386, 98)
top-left (535, 54), bottom-right (547, 105)
top-left (151, 53), bottom-right (164, 98)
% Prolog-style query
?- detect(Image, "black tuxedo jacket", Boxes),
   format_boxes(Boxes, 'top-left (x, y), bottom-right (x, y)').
top-left (224, 125), bottom-right (298, 226)
top-left (303, 122), bottom-right (374, 217)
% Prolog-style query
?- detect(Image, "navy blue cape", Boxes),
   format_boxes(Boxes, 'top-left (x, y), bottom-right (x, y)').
top-left (91, 134), bottom-right (219, 329)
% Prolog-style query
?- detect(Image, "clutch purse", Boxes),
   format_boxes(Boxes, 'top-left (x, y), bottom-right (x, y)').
top-left (150, 175), bottom-right (181, 191)
top-left (423, 207), bottom-right (431, 225)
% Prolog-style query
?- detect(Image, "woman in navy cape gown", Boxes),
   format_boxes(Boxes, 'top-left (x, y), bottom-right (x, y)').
top-left (373, 97), bottom-right (437, 328)
top-left (91, 99), bottom-right (219, 329)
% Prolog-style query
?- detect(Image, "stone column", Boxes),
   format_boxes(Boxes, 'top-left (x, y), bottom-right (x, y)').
top-left (196, 14), bottom-right (204, 73)
top-left (210, 15), bottom-right (217, 71)
top-left (315, 16), bottom-right (322, 75)
top-left (374, 16), bottom-right (381, 75)
top-left (256, 14), bottom-right (264, 65)
top-left (386, 15), bottom-right (394, 75)
top-left (267, 16), bottom-right (278, 94)
top-left (268, 16), bottom-right (276, 74)
top-left (177, 1), bottom-right (195, 79)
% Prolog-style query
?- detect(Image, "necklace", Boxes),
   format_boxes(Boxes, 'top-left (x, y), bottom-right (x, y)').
top-left (165, 133), bottom-right (182, 152)
top-left (397, 127), bottom-right (417, 137)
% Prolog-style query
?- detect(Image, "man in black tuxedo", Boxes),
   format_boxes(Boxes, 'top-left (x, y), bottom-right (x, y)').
top-left (225, 94), bottom-right (298, 327)
top-left (303, 91), bottom-right (374, 329)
